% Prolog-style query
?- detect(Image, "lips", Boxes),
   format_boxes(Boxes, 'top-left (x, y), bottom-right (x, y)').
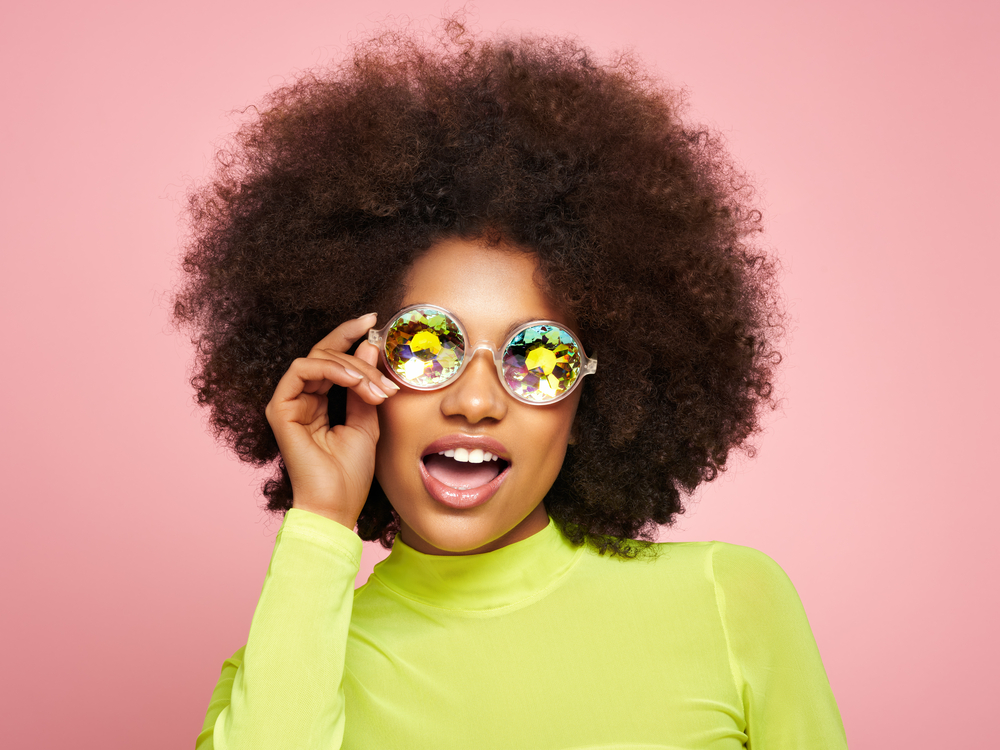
top-left (419, 435), bottom-right (511, 509)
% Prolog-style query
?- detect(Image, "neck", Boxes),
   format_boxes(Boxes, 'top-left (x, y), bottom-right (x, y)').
top-left (372, 509), bottom-right (583, 612)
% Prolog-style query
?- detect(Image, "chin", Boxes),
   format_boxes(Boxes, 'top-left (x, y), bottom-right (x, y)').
top-left (393, 497), bottom-right (547, 556)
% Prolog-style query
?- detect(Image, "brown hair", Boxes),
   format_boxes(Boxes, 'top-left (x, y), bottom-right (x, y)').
top-left (174, 21), bottom-right (782, 557)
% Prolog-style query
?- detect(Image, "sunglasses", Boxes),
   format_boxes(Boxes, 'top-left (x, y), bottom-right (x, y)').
top-left (368, 304), bottom-right (597, 405)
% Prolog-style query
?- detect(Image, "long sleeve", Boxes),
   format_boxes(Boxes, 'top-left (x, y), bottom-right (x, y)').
top-left (196, 509), bottom-right (363, 750)
top-left (710, 543), bottom-right (848, 749)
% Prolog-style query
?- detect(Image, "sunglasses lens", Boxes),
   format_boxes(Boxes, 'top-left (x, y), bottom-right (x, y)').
top-left (503, 325), bottom-right (582, 402)
top-left (384, 308), bottom-right (465, 387)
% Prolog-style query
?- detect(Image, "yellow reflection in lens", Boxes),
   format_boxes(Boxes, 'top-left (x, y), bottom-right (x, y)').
top-left (525, 347), bottom-right (557, 375)
top-left (409, 330), bottom-right (442, 355)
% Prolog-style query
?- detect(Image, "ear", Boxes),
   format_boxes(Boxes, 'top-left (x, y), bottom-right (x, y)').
top-left (567, 418), bottom-right (578, 446)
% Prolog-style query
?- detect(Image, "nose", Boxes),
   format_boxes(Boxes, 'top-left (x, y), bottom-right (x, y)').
top-left (439, 344), bottom-right (508, 424)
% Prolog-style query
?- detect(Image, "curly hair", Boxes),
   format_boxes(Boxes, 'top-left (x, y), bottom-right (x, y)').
top-left (173, 21), bottom-right (782, 558)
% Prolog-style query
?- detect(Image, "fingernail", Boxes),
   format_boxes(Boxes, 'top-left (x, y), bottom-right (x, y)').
top-left (360, 312), bottom-right (378, 321)
top-left (369, 382), bottom-right (388, 399)
top-left (380, 375), bottom-right (400, 391)
top-left (344, 367), bottom-right (363, 380)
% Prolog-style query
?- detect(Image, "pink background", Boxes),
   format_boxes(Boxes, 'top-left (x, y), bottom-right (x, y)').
top-left (2, 1), bottom-right (997, 746)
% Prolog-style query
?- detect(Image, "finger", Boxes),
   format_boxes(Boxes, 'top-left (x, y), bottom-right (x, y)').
top-left (310, 312), bottom-right (378, 356)
top-left (350, 341), bottom-right (402, 398)
top-left (294, 353), bottom-right (398, 404)
top-left (356, 340), bottom-right (380, 368)
top-left (271, 357), bottom-right (387, 407)
top-left (273, 390), bottom-right (328, 427)
top-left (313, 347), bottom-right (399, 398)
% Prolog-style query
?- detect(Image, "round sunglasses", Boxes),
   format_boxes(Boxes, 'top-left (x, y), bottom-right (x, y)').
top-left (368, 304), bottom-right (597, 405)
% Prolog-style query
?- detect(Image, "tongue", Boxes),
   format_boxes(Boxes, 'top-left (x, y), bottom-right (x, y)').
top-left (424, 454), bottom-right (501, 489)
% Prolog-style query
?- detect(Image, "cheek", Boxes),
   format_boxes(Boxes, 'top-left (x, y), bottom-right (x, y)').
top-left (521, 398), bottom-right (580, 468)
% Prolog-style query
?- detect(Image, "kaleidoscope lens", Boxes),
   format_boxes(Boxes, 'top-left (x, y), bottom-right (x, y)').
top-left (383, 307), bottom-right (466, 387)
top-left (502, 324), bottom-right (582, 402)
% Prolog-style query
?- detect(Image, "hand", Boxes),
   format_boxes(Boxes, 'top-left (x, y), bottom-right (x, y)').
top-left (264, 313), bottom-right (399, 529)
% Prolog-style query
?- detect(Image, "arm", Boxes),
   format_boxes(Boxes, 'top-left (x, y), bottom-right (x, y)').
top-left (195, 315), bottom-right (394, 748)
top-left (710, 543), bottom-right (848, 749)
top-left (195, 510), bottom-right (362, 750)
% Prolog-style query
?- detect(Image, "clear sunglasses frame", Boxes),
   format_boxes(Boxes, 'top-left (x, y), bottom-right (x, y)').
top-left (367, 303), bottom-right (597, 405)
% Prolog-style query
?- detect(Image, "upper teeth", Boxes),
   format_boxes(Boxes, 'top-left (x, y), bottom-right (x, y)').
top-left (440, 448), bottom-right (499, 463)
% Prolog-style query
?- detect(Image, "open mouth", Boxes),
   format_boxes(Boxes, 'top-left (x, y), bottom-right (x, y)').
top-left (422, 448), bottom-right (511, 490)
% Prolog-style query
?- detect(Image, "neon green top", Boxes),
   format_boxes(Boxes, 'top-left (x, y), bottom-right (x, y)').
top-left (197, 509), bottom-right (847, 749)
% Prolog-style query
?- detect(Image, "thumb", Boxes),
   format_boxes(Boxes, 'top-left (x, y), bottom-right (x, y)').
top-left (344, 341), bottom-right (382, 439)
top-left (355, 340), bottom-right (380, 368)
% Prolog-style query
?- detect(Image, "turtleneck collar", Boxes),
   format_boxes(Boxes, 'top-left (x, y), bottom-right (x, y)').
top-left (370, 516), bottom-right (584, 612)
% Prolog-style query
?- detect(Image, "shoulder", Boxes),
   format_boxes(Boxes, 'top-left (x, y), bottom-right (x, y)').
top-left (582, 540), bottom-right (802, 616)
top-left (708, 541), bottom-right (791, 579)
top-left (702, 543), bottom-right (816, 650)
top-left (586, 538), bottom-right (785, 582)
top-left (575, 539), bottom-right (728, 601)
top-left (706, 542), bottom-right (800, 604)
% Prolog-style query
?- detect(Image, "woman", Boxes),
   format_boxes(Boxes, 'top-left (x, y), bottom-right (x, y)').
top-left (178, 22), bottom-right (847, 749)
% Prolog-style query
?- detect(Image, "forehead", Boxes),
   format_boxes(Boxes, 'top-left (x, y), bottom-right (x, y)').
top-left (400, 238), bottom-right (572, 333)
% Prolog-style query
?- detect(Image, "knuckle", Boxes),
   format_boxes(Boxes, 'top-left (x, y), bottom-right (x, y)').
top-left (310, 347), bottom-right (339, 361)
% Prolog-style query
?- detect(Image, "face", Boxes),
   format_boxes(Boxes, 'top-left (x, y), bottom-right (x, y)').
top-left (373, 237), bottom-right (582, 555)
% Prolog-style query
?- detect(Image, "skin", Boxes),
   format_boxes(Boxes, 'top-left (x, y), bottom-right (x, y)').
top-left (375, 238), bottom-right (582, 555)
top-left (265, 236), bottom-right (581, 555)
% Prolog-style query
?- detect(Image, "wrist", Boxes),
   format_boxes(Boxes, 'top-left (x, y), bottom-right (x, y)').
top-left (290, 501), bottom-right (359, 532)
